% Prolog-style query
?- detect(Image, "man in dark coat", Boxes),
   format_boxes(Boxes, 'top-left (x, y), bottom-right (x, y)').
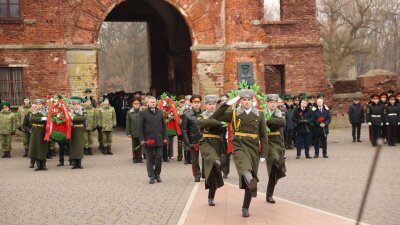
top-left (292, 98), bottom-right (313, 159)
top-left (28, 99), bottom-right (49, 171)
top-left (385, 95), bottom-right (399, 146)
top-left (263, 94), bottom-right (286, 204)
top-left (366, 94), bottom-right (385, 147)
top-left (126, 97), bottom-right (142, 163)
top-left (211, 89), bottom-right (268, 218)
top-left (137, 96), bottom-right (168, 184)
top-left (348, 97), bottom-right (365, 142)
top-left (312, 98), bottom-right (331, 158)
top-left (198, 95), bottom-right (224, 206)
top-left (182, 94), bottom-right (204, 182)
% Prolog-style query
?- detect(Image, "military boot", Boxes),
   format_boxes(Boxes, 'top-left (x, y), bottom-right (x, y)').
top-left (29, 159), bottom-right (35, 168)
top-left (77, 159), bottom-right (83, 169)
top-left (1, 151), bottom-right (7, 158)
top-left (88, 147), bottom-right (93, 155)
top-left (243, 171), bottom-right (257, 197)
top-left (72, 160), bottom-right (78, 169)
top-left (42, 161), bottom-right (48, 171)
top-left (107, 147), bottom-right (113, 155)
top-left (83, 148), bottom-right (88, 155)
top-left (23, 148), bottom-right (28, 157)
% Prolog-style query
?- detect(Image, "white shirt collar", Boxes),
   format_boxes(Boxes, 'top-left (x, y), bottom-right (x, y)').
top-left (244, 107), bottom-right (252, 114)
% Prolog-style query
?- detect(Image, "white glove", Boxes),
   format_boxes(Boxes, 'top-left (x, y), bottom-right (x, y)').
top-left (367, 122), bottom-right (371, 126)
top-left (260, 157), bottom-right (265, 162)
top-left (398, 122), bottom-right (400, 125)
top-left (227, 96), bottom-right (240, 106)
top-left (41, 117), bottom-right (47, 121)
top-left (381, 122), bottom-right (383, 126)
top-left (386, 122), bottom-right (389, 125)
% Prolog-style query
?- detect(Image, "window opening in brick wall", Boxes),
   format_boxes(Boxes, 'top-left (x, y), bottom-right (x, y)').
top-left (265, 65), bottom-right (285, 94)
top-left (263, 0), bottom-right (281, 21)
top-left (0, 0), bottom-right (20, 20)
top-left (0, 67), bottom-right (24, 106)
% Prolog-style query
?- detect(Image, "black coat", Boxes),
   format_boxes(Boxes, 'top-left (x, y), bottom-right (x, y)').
top-left (182, 108), bottom-right (204, 146)
top-left (366, 103), bottom-right (384, 126)
top-left (312, 107), bottom-right (332, 135)
top-left (385, 103), bottom-right (400, 125)
top-left (137, 107), bottom-right (167, 147)
top-left (348, 103), bottom-right (365, 124)
top-left (292, 107), bottom-right (313, 134)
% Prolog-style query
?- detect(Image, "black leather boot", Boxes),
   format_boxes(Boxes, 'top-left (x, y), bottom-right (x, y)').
top-left (213, 160), bottom-right (221, 173)
top-left (243, 171), bottom-right (257, 197)
top-left (77, 159), bottom-right (83, 169)
top-left (242, 208), bottom-right (249, 217)
top-left (1, 151), bottom-right (6, 158)
top-left (34, 160), bottom-right (42, 171)
top-left (101, 146), bottom-right (107, 155)
top-left (88, 147), bottom-right (93, 155)
top-left (107, 147), bottom-right (113, 155)
top-left (23, 148), bottom-right (28, 157)
top-left (29, 159), bottom-right (35, 168)
top-left (57, 161), bottom-right (64, 167)
top-left (6, 151), bottom-right (11, 158)
top-left (72, 160), bottom-right (78, 169)
top-left (83, 148), bottom-right (88, 155)
top-left (266, 179), bottom-right (276, 203)
top-left (42, 160), bottom-right (48, 171)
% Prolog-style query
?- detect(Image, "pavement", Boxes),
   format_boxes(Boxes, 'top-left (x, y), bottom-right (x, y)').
top-left (0, 126), bottom-right (398, 225)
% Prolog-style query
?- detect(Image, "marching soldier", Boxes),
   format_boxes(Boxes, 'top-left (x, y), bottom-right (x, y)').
top-left (182, 94), bottom-right (204, 182)
top-left (97, 98), bottom-right (117, 155)
top-left (0, 102), bottom-right (17, 158)
top-left (198, 95), bottom-right (225, 206)
top-left (312, 97), bottom-right (331, 158)
top-left (83, 89), bottom-right (97, 108)
top-left (83, 99), bottom-right (96, 155)
top-left (16, 96), bottom-right (31, 157)
top-left (366, 94), bottom-right (384, 147)
top-left (126, 97), bottom-right (143, 163)
top-left (385, 95), bottom-right (399, 146)
top-left (211, 89), bottom-right (268, 218)
top-left (69, 97), bottom-right (86, 169)
top-left (29, 99), bottom-right (49, 171)
top-left (264, 94), bottom-right (287, 204)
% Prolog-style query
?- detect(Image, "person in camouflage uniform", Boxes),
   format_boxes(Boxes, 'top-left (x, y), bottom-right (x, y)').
top-left (16, 96), bottom-right (31, 157)
top-left (29, 99), bottom-right (49, 171)
top-left (263, 94), bottom-right (287, 204)
top-left (0, 102), bottom-right (17, 158)
top-left (198, 95), bottom-right (225, 206)
top-left (97, 98), bottom-right (117, 155)
top-left (211, 89), bottom-right (268, 218)
top-left (83, 99), bottom-right (96, 155)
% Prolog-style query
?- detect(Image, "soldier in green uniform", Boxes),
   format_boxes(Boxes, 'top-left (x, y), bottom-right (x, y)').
top-left (97, 98), bottom-right (117, 155)
top-left (83, 99), bottom-right (96, 155)
top-left (69, 97), bottom-right (86, 169)
top-left (29, 99), bottom-right (49, 171)
top-left (16, 97), bottom-right (31, 157)
top-left (126, 97), bottom-right (143, 163)
top-left (0, 102), bottom-right (17, 158)
top-left (263, 94), bottom-right (287, 204)
top-left (211, 89), bottom-right (268, 217)
top-left (198, 95), bottom-right (225, 206)
top-left (96, 99), bottom-right (105, 153)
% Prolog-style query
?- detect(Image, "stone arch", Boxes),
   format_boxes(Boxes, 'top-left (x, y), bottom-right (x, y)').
top-left (71, 0), bottom-right (217, 45)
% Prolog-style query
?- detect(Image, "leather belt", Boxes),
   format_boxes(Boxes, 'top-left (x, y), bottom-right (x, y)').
top-left (73, 124), bottom-right (84, 128)
top-left (235, 132), bottom-right (258, 138)
top-left (32, 124), bottom-right (43, 127)
top-left (202, 134), bottom-right (220, 138)
top-left (371, 115), bottom-right (381, 117)
top-left (268, 131), bottom-right (281, 136)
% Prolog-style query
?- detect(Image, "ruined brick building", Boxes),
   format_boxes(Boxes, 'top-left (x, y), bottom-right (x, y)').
top-left (0, 0), bottom-right (327, 106)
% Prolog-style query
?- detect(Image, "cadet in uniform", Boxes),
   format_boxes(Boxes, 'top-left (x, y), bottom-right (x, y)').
top-left (16, 96), bottom-right (31, 157)
top-left (97, 98), bottom-right (117, 155)
top-left (211, 89), bottom-right (268, 218)
top-left (366, 94), bottom-right (384, 147)
top-left (385, 95), bottom-right (399, 146)
top-left (69, 97), bottom-right (86, 169)
top-left (0, 102), bottom-right (16, 158)
top-left (83, 99), bottom-right (96, 155)
top-left (198, 95), bottom-right (224, 206)
top-left (380, 93), bottom-right (388, 142)
top-left (95, 99), bottom-right (105, 153)
top-left (264, 94), bottom-right (287, 204)
top-left (126, 97), bottom-right (143, 163)
top-left (29, 99), bottom-right (49, 171)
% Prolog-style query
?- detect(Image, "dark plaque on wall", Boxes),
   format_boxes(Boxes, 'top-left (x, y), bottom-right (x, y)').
top-left (237, 62), bottom-right (255, 85)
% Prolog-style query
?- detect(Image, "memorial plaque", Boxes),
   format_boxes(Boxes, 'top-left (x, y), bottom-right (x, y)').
top-left (237, 62), bottom-right (255, 85)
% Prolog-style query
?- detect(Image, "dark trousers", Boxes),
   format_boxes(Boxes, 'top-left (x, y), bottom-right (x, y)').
top-left (145, 147), bottom-right (163, 178)
top-left (397, 125), bottom-right (400, 143)
top-left (370, 125), bottom-right (381, 146)
top-left (177, 135), bottom-right (184, 160)
top-left (58, 141), bottom-right (67, 163)
top-left (381, 124), bottom-right (387, 140)
top-left (190, 146), bottom-right (201, 178)
top-left (131, 137), bottom-right (142, 160)
top-left (314, 133), bottom-right (327, 156)
top-left (292, 127), bottom-right (297, 146)
top-left (352, 123), bottom-right (362, 140)
top-left (163, 136), bottom-right (174, 160)
top-left (284, 129), bottom-right (294, 148)
top-left (387, 125), bottom-right (398, 145)
top-left (267, 166), bottom-right (277, 197)
top-left (296, 133), bottom-right (310, 157)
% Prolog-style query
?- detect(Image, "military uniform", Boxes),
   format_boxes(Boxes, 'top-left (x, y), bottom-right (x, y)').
top-left (83, 104), bottom-right (96, 155)
top-left (126, 107), bottom-right (142, 163)
top-left (366, 95), bottom-right (385, 147)
top-left (379, 93), bottom-right (388, 142)
top-left (0, 102), bottom-right (17, 158)
top-left (211, 89), bottom-right (268, 217)
top-left (95, 106), bottom-right (104, 152)
top-left (29, 100), bottom-right (49, 171)
top-left (384, 96), bottom-right (399, 146)
top-left (264, 95), bottom-right (287, 204)
top-left (16, 99), bottom-right (31, 157)
top-left (97, 103), bottom-right (117, 154)
top-left (198, 95), bottom-right (224, 206)
top-left (70, 98), bottom-right (86, 169)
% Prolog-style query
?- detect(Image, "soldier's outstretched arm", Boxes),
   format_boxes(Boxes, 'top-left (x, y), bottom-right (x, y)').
top-left (198, 117), bottom-right (223, 129)
top-left (210, 104), bottom-right (233, 122)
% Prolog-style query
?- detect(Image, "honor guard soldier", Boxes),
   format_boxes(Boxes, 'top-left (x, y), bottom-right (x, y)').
top-left (69, 97), bottom-right (86, 169)
top-left (211, 89), bottom-right (268, 218)
top-left (380, 92), bottom-right (388, 141)
top-left (0, 102), bottom-right (17, 158)
top-left (264, 94), bottom-right (287, 204)
top-left (97, 98), bottom-right (117, 155)
top-left (29, 99), bottom-right (49, 171)
top-left (385, 95), bottom-right (399, 146)
top-left (16, 96), bottom-right (31, 157)
top-left (198, 95), bottom-right (225, 206)
top-left (366, 94), bottom-right (385, 147)
top-left (126, 97), bottom-right (143, 163)
top-left (83, 99), bottom-right (96, 155)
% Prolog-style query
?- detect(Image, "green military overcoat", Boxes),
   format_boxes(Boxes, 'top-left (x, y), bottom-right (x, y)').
top-left (28, 111), bottom-right (49, 160)
top-left (69, 113), bottom-right (86, 160)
